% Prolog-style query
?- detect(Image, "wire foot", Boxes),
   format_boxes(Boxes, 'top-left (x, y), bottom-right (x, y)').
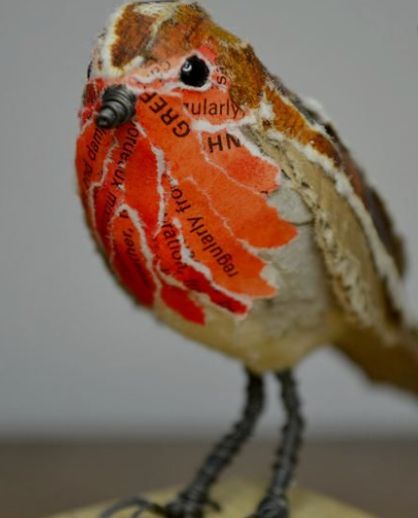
top-left (249, 496), bottom-right (289, 518)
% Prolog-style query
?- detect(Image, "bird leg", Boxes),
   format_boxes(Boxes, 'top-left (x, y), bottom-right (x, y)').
top-left (99, 368), bottom-right (265, 518)
top-left (164, 369), bottom-right (264, 517)
top-left (251, 370), bottom-right (305, 518)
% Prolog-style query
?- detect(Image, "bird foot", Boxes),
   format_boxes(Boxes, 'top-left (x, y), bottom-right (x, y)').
top-left (99, 495), bottom-right (221, 518)
top-left (248, 496), bottom-right (289, 518)
top-left (164, 495), bottom-right (221, 517)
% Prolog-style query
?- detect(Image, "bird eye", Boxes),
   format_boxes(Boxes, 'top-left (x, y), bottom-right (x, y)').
top-left (180, 55), bottom-right (210, 88)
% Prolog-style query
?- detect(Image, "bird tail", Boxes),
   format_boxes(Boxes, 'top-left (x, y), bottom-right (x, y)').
top-left (335, 325), bottom-right (418, 398)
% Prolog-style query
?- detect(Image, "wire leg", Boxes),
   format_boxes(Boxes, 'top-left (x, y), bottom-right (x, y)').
top-left (165, 368), bottom-right (265, 518)
top-left (253, 370), bottom-right (305, 518)
top-left (99, 368), bottom-right (265, 518)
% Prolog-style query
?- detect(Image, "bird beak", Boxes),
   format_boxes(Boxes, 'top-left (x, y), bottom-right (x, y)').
top-left (96, 85), bottom-right (137, 129)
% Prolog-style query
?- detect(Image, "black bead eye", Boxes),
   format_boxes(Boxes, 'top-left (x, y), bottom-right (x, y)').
top-left (180, 55), bottom-right (210, 88)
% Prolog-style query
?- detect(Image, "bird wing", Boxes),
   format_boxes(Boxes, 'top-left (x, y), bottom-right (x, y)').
top-left (244, 78), bottom-right (418, 397)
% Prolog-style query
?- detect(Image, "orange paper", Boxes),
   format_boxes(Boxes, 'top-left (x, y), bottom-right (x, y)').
top-left (76, 68), bottom-right (296, 324)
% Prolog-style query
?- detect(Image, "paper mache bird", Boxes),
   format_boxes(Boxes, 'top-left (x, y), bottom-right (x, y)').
top-left (75, 2), bottom-right (418, 517)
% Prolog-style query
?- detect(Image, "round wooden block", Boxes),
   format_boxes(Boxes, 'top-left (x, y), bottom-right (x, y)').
top-left (45, 479), bottom-right (376, 518)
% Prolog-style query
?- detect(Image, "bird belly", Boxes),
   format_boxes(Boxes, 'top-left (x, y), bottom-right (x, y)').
top-left (155, 174), bottom-right (340, 373)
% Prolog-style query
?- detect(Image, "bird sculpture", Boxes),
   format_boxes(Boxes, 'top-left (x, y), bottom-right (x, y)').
top-left (75, 2), bottom-right (418, 517)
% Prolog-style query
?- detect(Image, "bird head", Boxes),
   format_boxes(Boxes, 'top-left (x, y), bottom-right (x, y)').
top-left (84, 0), bottom-right (268, 128)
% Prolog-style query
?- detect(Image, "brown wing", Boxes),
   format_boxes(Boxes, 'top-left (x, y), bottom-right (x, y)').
top-left (276, 78), bottom-right (407, 277)
top-left (262, 79), bottom-right (418, 398)
top-left (323, 121), bottom-right (407, 276)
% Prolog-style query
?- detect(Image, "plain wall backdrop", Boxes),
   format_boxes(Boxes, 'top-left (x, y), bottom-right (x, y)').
top-left (1, 0), bottom-right (418, 438)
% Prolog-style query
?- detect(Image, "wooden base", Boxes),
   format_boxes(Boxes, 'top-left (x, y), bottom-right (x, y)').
top-left (45, 479), bottom-right (376, 517)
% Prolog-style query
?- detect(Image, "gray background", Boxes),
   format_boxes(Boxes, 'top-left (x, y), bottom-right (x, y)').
top-left (1, 0), bottom-right (418, 439)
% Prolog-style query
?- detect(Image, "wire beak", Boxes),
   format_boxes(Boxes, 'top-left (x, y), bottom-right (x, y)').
top-left (96, 85), bottom-right (137, 129)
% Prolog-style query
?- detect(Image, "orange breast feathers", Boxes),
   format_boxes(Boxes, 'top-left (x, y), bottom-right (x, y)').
top-left (76, 77), bottom-right (297, 325)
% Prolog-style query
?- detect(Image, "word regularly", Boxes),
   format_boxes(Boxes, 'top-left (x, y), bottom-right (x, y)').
top-left (184, 98), bottom-right (244, 119)
top-left (188, 216), bottom-right (240, 278)
top-left (171, 186), bottom-right (240, 279)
